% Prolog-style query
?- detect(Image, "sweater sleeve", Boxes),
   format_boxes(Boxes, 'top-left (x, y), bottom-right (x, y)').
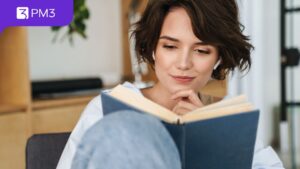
top-left (56, 95), bottom-right (103, 169)
top-left (252, 139), bottom-right (285, 169)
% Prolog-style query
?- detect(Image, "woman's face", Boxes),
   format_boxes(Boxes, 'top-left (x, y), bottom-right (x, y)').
top-left (154, 7), bottom-right (219, 94)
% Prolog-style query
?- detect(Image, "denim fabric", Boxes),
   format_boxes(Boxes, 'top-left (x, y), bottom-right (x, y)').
top-left (71, 110), bottom-right (181, 169)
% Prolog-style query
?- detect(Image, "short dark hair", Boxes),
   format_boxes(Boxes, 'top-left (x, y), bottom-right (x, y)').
top-left (132, 0), bottom-right (253, 80)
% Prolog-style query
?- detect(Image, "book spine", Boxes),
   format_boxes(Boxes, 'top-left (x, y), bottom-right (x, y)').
top-left (181, 124), bottom-right (186, 169)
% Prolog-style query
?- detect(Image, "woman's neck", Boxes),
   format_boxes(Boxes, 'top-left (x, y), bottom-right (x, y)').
top-left (141, 83), bottom-right (177, 111)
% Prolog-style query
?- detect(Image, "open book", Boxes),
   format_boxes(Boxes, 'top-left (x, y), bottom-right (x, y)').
top-left (107, 84), bottom-right (254, 124)
top-left (101, 84), bottom-right (259, 169)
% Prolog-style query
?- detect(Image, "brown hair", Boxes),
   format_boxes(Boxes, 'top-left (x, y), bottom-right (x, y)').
top-left (132, 0), bottom-right (253, 80)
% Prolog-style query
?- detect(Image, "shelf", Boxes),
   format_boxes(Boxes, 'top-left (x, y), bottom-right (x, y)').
top-left (0, 104), bottom-right (28, 114)
top-left (32, 95), bottom-right (97, 110)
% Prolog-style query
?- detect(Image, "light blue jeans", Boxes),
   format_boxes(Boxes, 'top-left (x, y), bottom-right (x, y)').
top-left (71, 110), bottom-right (181, 169)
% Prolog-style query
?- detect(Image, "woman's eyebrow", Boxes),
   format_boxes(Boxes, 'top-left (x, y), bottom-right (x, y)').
top-left (160, 36), bottom-right (208, 46)
top-left (194, 41), bottom-right (208, 46)
top-left (159, 36), bottom-right (180, 42)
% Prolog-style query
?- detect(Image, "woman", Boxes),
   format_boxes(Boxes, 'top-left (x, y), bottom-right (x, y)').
top-left (57, 0), bottom-right (284, 168)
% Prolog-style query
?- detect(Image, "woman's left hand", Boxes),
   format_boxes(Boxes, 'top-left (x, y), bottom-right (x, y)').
top-left (171, 89), bottom-right (204, 116)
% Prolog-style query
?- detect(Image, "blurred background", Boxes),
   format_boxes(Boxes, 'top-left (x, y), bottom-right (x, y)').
top-left (0, 0), bottom-right (299, 168)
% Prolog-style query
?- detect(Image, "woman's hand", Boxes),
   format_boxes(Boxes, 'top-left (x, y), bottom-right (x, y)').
top-left (171, 89), bottom-right (204, 116)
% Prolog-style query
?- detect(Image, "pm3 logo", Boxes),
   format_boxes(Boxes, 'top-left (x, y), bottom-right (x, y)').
top-left (16, 7), bottom-right (55, 20)
top-left (16, 7), bottom-right (29, 19)
top-left (0, 0), bottom-right (72, 32)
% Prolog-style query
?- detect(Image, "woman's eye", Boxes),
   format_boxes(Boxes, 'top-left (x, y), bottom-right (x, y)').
top-left (163, 45), bottom-right (177, 49)
top-left (195, 49), bottom-right (210, 54)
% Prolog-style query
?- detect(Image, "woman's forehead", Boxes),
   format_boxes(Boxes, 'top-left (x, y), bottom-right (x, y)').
top-left (160, 8), bottom-right (202, 44)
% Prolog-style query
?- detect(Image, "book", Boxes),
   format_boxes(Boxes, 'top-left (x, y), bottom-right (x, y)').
top-left (101, 84), bottom-right (259, 169)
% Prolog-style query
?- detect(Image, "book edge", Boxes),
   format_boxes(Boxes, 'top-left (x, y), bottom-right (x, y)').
top-left (182, 103), bottom-right (254, 123)
top-left (109, 85), bottom-right (179, 124)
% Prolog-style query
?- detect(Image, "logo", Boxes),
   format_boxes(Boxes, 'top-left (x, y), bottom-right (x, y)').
top-left (0, 0), bottom-right (73, 32)
top-left (16, 7), bottom-right (29, 19)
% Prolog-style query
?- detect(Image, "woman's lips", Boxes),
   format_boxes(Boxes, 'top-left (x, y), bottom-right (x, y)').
top-left (171, 75), bottom-right (195, 83)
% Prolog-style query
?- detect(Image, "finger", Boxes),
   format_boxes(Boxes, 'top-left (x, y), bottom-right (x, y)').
top-left (171, 90), bottom-right (198, 103)
top-left (172, 104), bottom-right (190, 116)
top-left (177, 100), bottom-right (198, 111)
top-left (172, 101), bottom-right (198, 115)
top-left (171, 90), bottom-right (203, 106)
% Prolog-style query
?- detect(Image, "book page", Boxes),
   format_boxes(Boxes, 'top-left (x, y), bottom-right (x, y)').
top-left (181, 103), bottom-right (254, 123)
top-left (109, 85), bottom-right (179, 124)
top-left (188, 95), bottom-right (248, 113)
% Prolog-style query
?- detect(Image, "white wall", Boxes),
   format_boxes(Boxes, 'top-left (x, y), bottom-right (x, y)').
top-left (229, 0), bottom-right (281, 145)
top-left (232, 0), bottom-right (300, 161)
top-left (28, 0), bottom-right (122, 85)
top-left (261, 0), bottom-right (281, 145)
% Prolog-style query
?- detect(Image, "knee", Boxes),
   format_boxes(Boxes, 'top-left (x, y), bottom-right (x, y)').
top-left (99, 110), bottom-right (163, 132)
top-left (79, 110), bottom-right (164, 143)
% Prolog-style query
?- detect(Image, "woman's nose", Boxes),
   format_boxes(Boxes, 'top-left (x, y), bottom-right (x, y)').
top-left (176, 51), bottom-right (192, 70)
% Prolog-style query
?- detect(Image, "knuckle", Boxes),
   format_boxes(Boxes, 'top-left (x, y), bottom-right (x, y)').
top-left (178, 101), bottom-right (184, 107)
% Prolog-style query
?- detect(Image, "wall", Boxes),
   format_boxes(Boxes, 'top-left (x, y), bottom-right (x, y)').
top-left (28, 0), bottom-right (122, 85)
top-left (228, 0), bottom-right (280, 146)
top-left (230, 0), bottom-right (300, 166)
top-left (261, 0), bottom-right (281, 146)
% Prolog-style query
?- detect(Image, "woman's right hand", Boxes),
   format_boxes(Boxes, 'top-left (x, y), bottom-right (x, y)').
top-left (171, 89), bottom-right (204, 116)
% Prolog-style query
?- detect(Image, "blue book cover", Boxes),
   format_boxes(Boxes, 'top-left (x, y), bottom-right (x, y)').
top-left (101, 89), bottom-right (259, 169)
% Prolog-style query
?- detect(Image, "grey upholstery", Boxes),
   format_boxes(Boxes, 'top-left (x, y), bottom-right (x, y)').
top-left (26, 132), bottom-right (70, 169)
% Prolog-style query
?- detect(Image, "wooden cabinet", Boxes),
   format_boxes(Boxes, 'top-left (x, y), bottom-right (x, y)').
top-left (0, 27), bottom-right (94, 169)
top-left (31, 96), bottom-right (93, 134)
top-left (0, 27), bottom-right (31, 114)
top-left (0, 27), bottom-right (31, 169)
top-left (0, 112), bottom-right (27, 169)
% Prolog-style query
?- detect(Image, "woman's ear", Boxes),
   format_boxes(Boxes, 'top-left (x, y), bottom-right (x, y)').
top-left (213, 59), bottom-right (221, 70)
